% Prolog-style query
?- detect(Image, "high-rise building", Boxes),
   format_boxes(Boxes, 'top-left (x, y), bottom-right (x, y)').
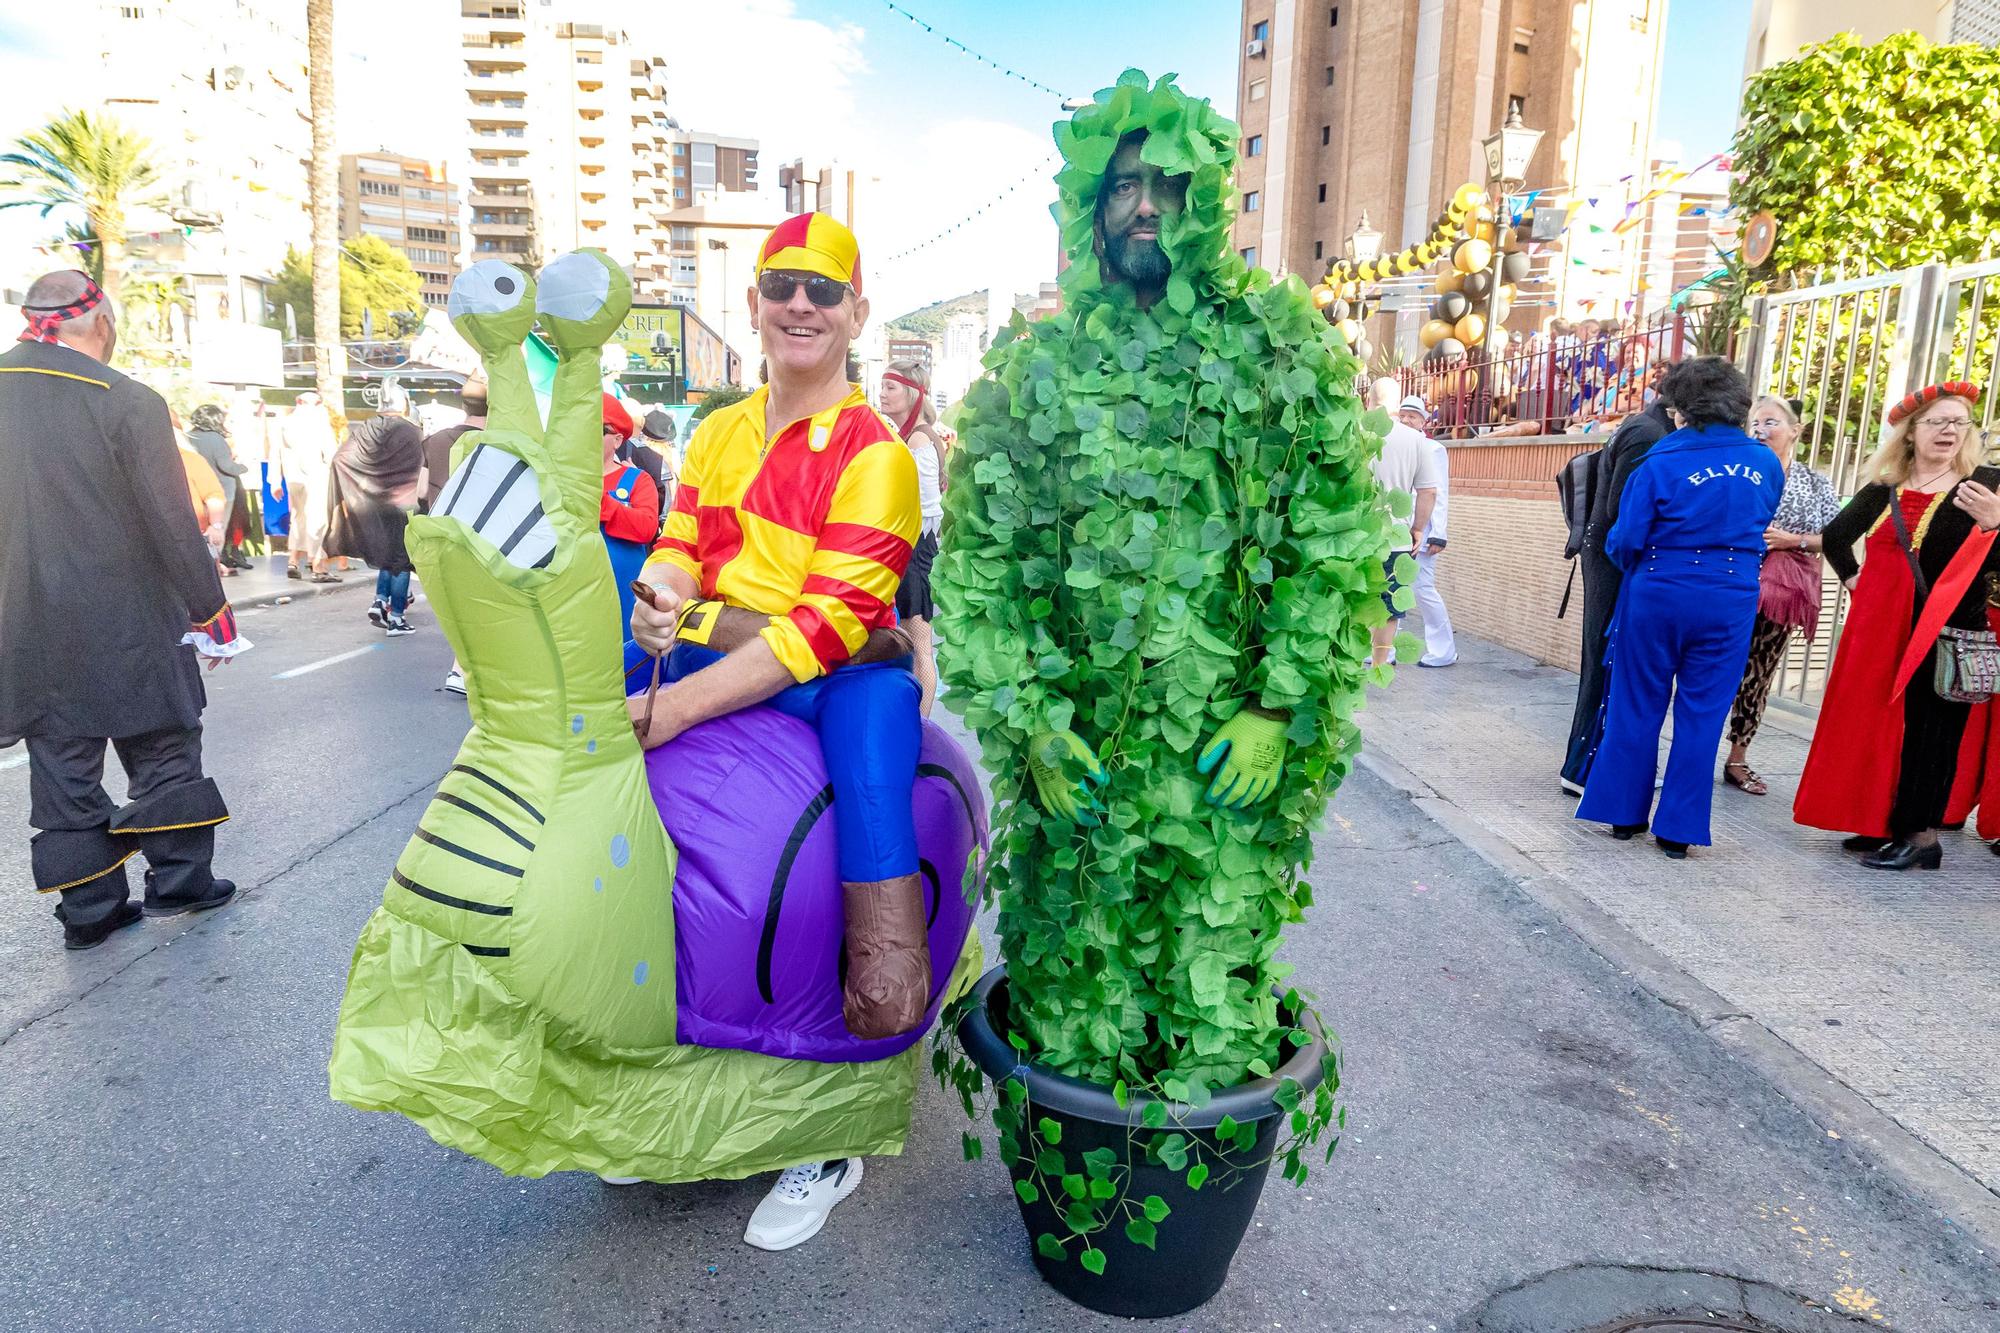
top-left (339, 153), bottom-right (463, 308)
top-left (672, 131), bottom-right (761, 206)
top-left (459, 5), bottom-right (682, 298)
top-left (1743, 1), bottom-right (1992, 80)
top-left (654, 191), bottom-right (792, 384)
top-left (777, 159), bottom-right (878, 234)
top-left (80, 0), bottom-right (309, 329)
top-left (1232, 1), bottom-right (1667, 335)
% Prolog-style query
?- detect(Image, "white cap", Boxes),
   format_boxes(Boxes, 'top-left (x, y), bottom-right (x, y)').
top-left (1398, 394), bottom-right (1429, 415)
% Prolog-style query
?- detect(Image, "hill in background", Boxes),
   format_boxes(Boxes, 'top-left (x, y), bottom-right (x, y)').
top-left (883, 290), bottom-right (987, 345)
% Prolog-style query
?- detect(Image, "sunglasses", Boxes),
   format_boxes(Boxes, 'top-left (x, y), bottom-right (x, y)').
top-left (757, 270), bottom-right (850, 307)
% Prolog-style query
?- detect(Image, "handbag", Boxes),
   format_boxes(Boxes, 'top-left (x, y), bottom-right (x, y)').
top-left (1757, 546), bottom-right (1823, 637)
top-left (1888, 490), bottom-right (2000, 702)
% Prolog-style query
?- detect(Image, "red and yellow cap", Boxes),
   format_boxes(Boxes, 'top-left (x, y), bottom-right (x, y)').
top-left (756, 212), bottom-right (862, 296)
top-left (1888, 380), bottom-right (1981, 427)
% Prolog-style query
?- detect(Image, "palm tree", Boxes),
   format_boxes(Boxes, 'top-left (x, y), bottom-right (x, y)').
top-left (0, 109), bottom-right (164, 307)
top-left (307, 0), bottom-right (340, 404)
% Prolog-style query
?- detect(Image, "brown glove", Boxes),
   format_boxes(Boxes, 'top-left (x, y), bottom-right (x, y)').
top-left (841, 873), bottom-right (932, 1039)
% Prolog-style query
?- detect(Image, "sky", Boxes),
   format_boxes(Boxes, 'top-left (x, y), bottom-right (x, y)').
top-left (5, 1), bottom-right (1751, 318)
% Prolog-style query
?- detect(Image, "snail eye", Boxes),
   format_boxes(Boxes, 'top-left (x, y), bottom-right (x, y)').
top-left (449, 262), bottom-right (530, 320)
top-left (536, 251), bottom-right (611, 322)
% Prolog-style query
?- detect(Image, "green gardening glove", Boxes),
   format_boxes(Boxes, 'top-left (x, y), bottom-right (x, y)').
top-left (1028, 729), bottom-right (1108, 825)
top-left (1196, 707), bottom-right (1290, 810)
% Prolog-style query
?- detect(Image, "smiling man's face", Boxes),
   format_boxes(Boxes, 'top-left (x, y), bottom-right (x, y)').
top-left (749, 272), bottom-right (869, 383)
top-left (1096, 133), bottom-right (1187, 294)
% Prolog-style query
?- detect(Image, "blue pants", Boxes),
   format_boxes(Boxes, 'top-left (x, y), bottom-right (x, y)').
top-left (1575, 567), bottom-right (1758, 846)
top-left (628, 640), bottom-right (921, 883)
top-left (374, 568), bottom-right (410, 615)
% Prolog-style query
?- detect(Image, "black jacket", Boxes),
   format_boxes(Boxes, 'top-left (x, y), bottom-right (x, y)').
top-left (325, 416), bottom-right (424, 572)
top-left (1582, 399), bottom-right (1673, 558)
top-left (0, 340), bottom-right (227, 742)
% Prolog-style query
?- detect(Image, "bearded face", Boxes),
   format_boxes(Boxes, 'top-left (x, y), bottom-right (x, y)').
top-left (1095, 134), bottom-right (1188, 294)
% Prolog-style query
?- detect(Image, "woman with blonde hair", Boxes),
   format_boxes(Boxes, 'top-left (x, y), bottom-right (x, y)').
top-left (1720, 396), bottom-right (1843, 794)
top-left (880, 358), bottom-right (947, 714)
top-left (1794, 382), bottom-right (2000, 870)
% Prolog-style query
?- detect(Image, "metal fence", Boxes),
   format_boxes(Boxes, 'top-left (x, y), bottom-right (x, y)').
top-left (1742, 257), bottom-right (2000, 704)
top-left (1399, 312), bottom-right (1688, 437)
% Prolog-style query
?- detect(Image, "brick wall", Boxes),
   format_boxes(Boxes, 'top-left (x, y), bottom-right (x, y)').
top-left (1431, 437), bottom-right (1596, 671)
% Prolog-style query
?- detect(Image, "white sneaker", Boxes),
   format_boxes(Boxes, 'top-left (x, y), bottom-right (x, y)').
top-left (444, 667), bottom-right (467, 695)
top-left (743, 1158), bottom-right (863, 1251)
top-left (599, 1174), bottom-right (643, 1186)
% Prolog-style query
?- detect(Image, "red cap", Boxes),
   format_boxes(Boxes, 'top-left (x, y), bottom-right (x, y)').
top-left (602, 392), bottom-right (634, 438)
top-left (1887, 381), bottom-right (1981, 427)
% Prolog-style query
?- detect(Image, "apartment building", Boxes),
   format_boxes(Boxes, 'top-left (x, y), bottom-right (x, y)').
top-left (83, 0), bottom-right (309, 328)
top-left (1233, 1), bottom-right (1667, 336)
top-left (654, 192), bottom-right (792, 381)
top-left (671, 131), bottom-right (761, 206)
top-left (777, 159), bottom-right (880, 236)
top-left (459, 5), bottom-right (683, 298)
top-left (1743, 0), bottom-right (1993, 80)
top-left (339, 153), bottom-right (463, 308)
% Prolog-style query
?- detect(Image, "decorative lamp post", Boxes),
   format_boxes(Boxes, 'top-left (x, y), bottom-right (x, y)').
top-left (1477, 106), bottom-right (1543, 398)
top-left (1341, 211), bottom-right (1383, 351)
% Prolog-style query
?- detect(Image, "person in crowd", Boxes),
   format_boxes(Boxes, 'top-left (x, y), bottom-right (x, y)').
top-left (1560, 374), bottom-right (1677, 792)
top-left (280, 389), bottom-right (341, 582)
top-left (421, 378), bottom-right (486, 693)
top-left (187, 404), bottom-right (252, 570)
top-left (620, 407), bottom-right (670, 497)
top-left (880, 357), bottom-right (946, 714)
top-left (177, 430), bottom-right (229, 573)
top-left (0, 270), bottom-right (243, 950)
top-left (326, 387), bottom-right (426, 637)
top-left (1720, 396), bottom-right (1843, 795)
top-left (1395, 395), bottom-right (1456, 668)
top-left (1369, 380), bottom-right (1441, 667)
top-left (629, 212), bottom-right (924, 1247)
top-left (1575, 358), bottom-right (1783, 858)
top-left (601, 392), bottom-right (661, 637)
top-left (1794, 382), bottom-right (2000, 871)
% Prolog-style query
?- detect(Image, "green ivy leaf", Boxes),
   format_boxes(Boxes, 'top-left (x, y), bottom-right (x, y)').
top-left (1037, 1232), bottom-right (1067, 1261)
top-left (1038, 1116), bottom-right (1064, 1146)
top-left (962, 1133), bottom-right (984, 1162)
top-left (1124, 1217), bottom-right (1158, 1250)
top-left (1080, 1247), bottom-right (1107, 1276)
top-left (1016, 1179), bottom-right (1040, 1205)
top-left (1187, 1162), bottom-right (1210, 1190)
top-left (1142, 1194), bottom-right (1171, 1223)
top-left (1141, 1100), bottom-right (1168, 1129)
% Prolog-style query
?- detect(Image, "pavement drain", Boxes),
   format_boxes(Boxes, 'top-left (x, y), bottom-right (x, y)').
top-left (1458, 1264), bottom-right (1887, 1333)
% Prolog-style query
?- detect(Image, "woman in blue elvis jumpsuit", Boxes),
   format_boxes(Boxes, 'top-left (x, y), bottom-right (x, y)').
top-left (1576, 359), bottom-right (1783, 856)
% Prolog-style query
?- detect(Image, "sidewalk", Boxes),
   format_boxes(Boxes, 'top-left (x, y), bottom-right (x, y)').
top-left (224, 554), bottom-right (376, 610)
top-left (1359, 635), bottom-right (2000, 1221)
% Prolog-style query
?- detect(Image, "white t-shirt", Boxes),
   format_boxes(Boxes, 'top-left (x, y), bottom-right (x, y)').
top-left (1372, 421), bottom-right (1443, 552)
top-left (906, 429), bottom-right (944, 536)
top-left (1423, 438), bottom-right (1450, 545)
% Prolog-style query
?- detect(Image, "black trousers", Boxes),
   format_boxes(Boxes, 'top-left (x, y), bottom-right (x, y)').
top-left (1562, 545), bottom-right (1622, 784)
top-left (26, 725), bottom-right (222, 927)
top-left (1891, 646), bottom-right (1972, 838)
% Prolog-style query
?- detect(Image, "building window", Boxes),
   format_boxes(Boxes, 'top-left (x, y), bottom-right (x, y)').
top-left (1252, 20), bottom-right (1269, 41)
top-left (1324, 65), bottom-right (1335, 87)
top-left (1248, 79), bottom-right (1266, 101)
top-left (1330, 6), bottom-right (1339, 25)
top-left (1322, 125), bottom-right (1331, 146)
top-left (1243, 190), bottom-right (1261, 212)
top-left (1317, 183), bottom-right (1327, 202)
top-left (1246, 134), bottom-right (1263, 157)
top-left (1241, 246), bottom-right (1258, 266)
top-left (1315, 241), bottom-right (1324, 260)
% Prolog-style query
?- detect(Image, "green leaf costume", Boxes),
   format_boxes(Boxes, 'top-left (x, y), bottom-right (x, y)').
top-left (937, 72), bottom-right (1391, 1090)
top-left (327, 252), bottom-right (977, 1179)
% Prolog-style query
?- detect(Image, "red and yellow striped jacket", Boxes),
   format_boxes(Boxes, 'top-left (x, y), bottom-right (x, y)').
top-left (645, 384), bottom-right (918, 682)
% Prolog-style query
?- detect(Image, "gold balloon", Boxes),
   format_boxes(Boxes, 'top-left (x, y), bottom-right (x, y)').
top-left (1453, 239), bottom-right (1494, 274)
top-left (1453, 183), bottom-right (1487, 211)
top-left (1499, 228), bottom-right (1522, 253)
top-left (1469, 221), bottom-right (1496, 244)
top-left (1420, 318), bottom-right (1454, 349)
top-left (1455, 312), bottom-right (1487, 345)
top-left (1336, 317), bottom-right (1363, 343)
top-left (1471, 205), bottom-right (1494, 225)
top-left (1312, 284), bottom-right (1336, 308)
top-left (1487, 326), bottom-right (1509, 356)
top-left (1434, 270), bottom-right (1463, 294)
top-left (1499, 282), bottom-right (1517, 302)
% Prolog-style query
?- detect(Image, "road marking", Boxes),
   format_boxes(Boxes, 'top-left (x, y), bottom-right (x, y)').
top-left (273, 644), bottom-right (383, 680)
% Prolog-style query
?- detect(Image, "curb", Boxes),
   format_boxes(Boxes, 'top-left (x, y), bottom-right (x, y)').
top-left (232, 574), bottom-right (377, 612)
top-left (1356, 745), bottom-right (2000, 1255)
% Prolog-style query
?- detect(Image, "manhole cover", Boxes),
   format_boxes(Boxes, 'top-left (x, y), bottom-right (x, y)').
top-left (1587, 1321), bottom-right (1780, 1332)
top-left (1458, 1264), bottom-right (1887, 1333)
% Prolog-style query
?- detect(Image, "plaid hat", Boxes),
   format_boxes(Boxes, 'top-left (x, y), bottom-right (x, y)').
top-left (1887, 381), bottom-right (1981, 427)
top-left (19, 271), bottom-right (106, 344)
top-left (756, 213), bottom-right (862, 296)
top-left (602, 393), bottom-right (634, 438)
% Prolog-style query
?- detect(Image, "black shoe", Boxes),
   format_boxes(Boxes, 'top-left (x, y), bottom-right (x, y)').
top-left (63, 900), bottom-right (144, 951)
top-left (367, 599), bottom-right (389, 628)
top-left (143, 878), bottom-right (237, 918)
top-left (1841, 834), bottom-right (1891, 854)
top-left (1859, 840), bottom-right (1942, 872)
top-left (1656, 837), bottom-right (1689, 860)
top-left (1611, 823), bottom-right (1648, 841)
top-left (384, 615), bottom-right (416, 637)
top-left (286, 564), bottom-right (303, 581)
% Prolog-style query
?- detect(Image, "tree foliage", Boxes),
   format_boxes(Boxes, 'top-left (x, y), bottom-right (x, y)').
top-left (688, 383), bottom-right (751, 422)
top-left (936, 71), bottom-right (1392, 1095)
top-left (1732, 32), bottom-right (2000, 279)
top-left (269, 236), bottom-right (426, 342)
top-left (0, 108), bottom-right (166, 306)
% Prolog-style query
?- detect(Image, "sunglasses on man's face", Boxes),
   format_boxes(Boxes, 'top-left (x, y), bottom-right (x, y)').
top-left (757, 270), bottom-right (850, 308)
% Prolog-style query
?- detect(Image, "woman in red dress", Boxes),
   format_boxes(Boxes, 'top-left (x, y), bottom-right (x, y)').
top-left (1794, 383), bottom-right (2000, 870)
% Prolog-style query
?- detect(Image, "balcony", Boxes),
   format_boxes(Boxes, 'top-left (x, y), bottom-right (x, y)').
top-left (467, 189), bottom-right (529, 207)
top-left (471, 221), bottom-right (531, 238)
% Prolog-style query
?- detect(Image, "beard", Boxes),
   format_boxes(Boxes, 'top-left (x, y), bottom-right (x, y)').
top-left (1105, 229), bottom-right (1170, 287)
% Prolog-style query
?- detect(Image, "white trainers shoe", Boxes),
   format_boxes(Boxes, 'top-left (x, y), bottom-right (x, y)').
top-left (444, 667), bottom-right (467, 695)
top-left (743, 1158), bottom-right (863, 1251)
top-left (599, 1174), bottom-right (643, 1186)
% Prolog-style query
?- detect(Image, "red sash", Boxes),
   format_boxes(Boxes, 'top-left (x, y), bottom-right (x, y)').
top-left (1893, 525), bottom-right (1999, 697)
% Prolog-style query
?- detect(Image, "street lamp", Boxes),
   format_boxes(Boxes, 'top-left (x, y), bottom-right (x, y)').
top-left (1477, 104), bottom-right (1543, 398)
top-left (1344, 210), bottom-right (1382, 267)
top-left (706, 236), bottom-right (731, 352)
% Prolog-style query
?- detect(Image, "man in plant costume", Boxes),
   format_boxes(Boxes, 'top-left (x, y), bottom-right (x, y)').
top-left (938, 71), bottom-right (1390, 1095)
top-left (329, 247), bottom-right (984, 1254)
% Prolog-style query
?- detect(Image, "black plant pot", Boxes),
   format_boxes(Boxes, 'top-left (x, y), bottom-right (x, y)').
top-left (956, 966), bottom-right (1331, 1319)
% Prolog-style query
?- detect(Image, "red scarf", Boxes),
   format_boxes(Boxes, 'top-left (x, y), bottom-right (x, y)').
top-left (19, 272), bottom-right (105, 343)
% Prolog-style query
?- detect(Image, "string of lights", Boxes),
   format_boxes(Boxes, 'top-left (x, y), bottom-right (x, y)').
top-left (880, 2), bottom-right (1073, 102)
top-left (880, 154), bottom-right (1060, 263)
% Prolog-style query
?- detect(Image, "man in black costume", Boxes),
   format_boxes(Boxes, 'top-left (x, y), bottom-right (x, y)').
top-left (0, 271), bottom-right (244, 949)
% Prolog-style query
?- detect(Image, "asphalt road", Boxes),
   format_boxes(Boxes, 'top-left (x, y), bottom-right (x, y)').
top-left (0, 590), bottom-right (1995, 1331)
